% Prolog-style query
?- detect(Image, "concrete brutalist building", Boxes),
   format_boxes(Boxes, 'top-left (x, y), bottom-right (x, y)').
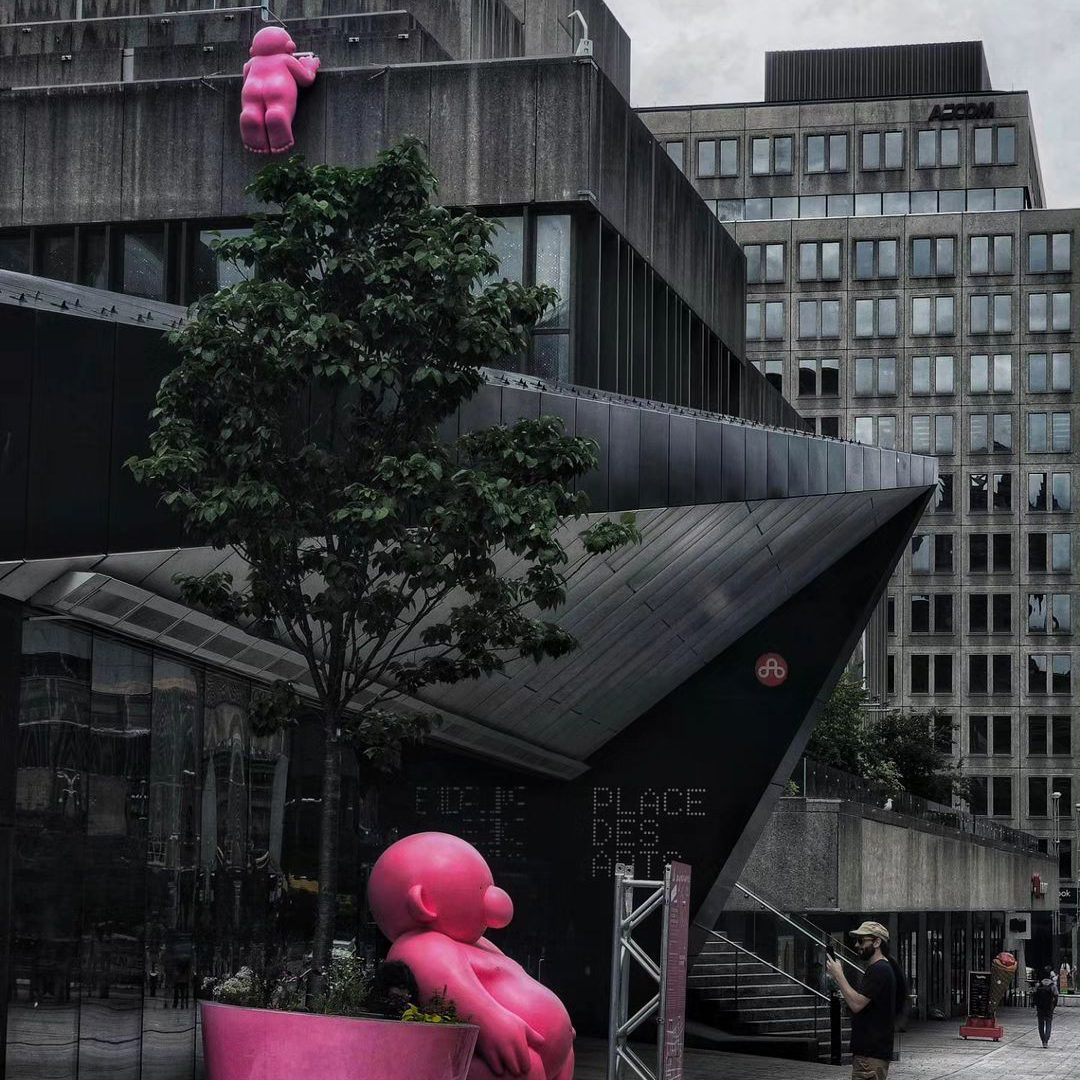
top-left (0, 3), bottom-right (956, 1077)
top-left (638, 42), bottom-right (1080, 928)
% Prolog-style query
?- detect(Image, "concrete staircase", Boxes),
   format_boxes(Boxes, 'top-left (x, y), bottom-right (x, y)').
top-left (688, 935), bottom-right (851, 1064)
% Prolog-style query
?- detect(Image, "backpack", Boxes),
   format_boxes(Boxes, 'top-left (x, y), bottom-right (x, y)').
top-left (1033, 982), bottom-right (1056, 1012)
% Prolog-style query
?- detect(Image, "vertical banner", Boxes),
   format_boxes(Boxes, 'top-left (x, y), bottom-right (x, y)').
top-left (660, 861), bottom-right (692, 1080)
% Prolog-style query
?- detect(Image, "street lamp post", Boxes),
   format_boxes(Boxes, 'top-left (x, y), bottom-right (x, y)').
top-left (1052, 792), bottom-right (1062, 949)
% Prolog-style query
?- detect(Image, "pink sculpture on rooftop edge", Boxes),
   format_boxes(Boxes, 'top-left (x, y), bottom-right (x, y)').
top-left (240, 26), bottom-right (319, 155)
top-left (369, 832), bottom-right (576, 1080)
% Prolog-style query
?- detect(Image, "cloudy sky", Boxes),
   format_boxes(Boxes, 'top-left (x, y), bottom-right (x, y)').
top-left (607, 0), bottom-right (1080, 207)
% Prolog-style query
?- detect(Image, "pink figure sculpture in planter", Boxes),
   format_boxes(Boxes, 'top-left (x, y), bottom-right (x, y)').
top-left (240, 26), bottom-right (319, 154)
top-left (369, 833), bottom-right (575, 1080)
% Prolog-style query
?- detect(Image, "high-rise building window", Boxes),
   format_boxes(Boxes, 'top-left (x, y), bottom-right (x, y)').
top-left (1029, 292), bottom-right (1072, 332)
top-left (910, 413), bottom-right (953, 455)
top-left (697, 139), bottom-right (717, 177)
top-left (805, 132), bottom-right (848, 174)
top-left (993, 776), bottom-right (1013, 818)
top-left (853, 355), bottom-right (896, 396)
top-left (1028, 532), bottom-right (1072, 574)
top-left (974, 125), bottom-right (1016, 166)
top-left (911, 295), bottom-right (955, 336)
top-left (699, 138), bottom-right (739, 178)
top-left (910, 593), bottom-right (953, 634)
top-left (931, 474), bottom-right (954, 513)
top-left (969, 412), bottom-right (1012, 453)
top-left (968, 653), bottom-right (1011, 694)
top-left (854, 414), bottom-right (896, 449)
top-left (969, 293), bottom-right (1013, 334)
top-left (1028, 411), bottom-right (1072, 453)
top-left (1028, 352), bottom-right (1072, 393)
top-left (665, 140), bottom-right (685, 173)
top-left (1052, 715), bottom-right (1072, 755)
top-left (799, 241), bottom-right (842, 281)
top-left (969, 234), bottom-right (1014, 275)
top-left (916, 127), bottom-right (960, 167)
top-left (818, 416), bottom-right (840, 438)
top-left (1028, 592), bottom-right (1072, 634)
top-left (747, 300), bottom-right (785, 341)
top-left (1028, 653), bottom-right (1072, 694)
top-left (1028, 471), bottom-right (1072, 512)
top-left (968, 472), bottom-right (1012, 512)
top-left (969, 353), bottom-right (1012, 394)
top-left (719, 138), bottom-right (739, 177)
top-left (752, 358), bottom-right (784, 393)
top-left (798, 357), bottom-right (840, 397)
top-left (1029, 715), bottom-right (1048, 755)
top-left (852, 239), bottom-right (898, 280)
top-left (798, 299), bottom-right (841, 339)
top-left (969, 715), bottom-right (988, 754)
top-left (911, 354), bottom-right (954, 395)
top-left (861, 130), bottom-right (904, 170)
top-left (969, 776), bottom-right (989, 816)
top-left (912, 533), bottom-right (954, 573)
top-left (911, 236), bottom-right (956, 277)
top-left (1028, 233), bottom-right (1071, 273)
top-left (854, 297), bottom-right (898, 338)
top-left (969, 533), bottom-right (1011, 573)
top-left (744, 243), bottom-right (785, 284)
top-left (1029, 776), bottom-right (1049, 817)
top-left (750, 135), bottom-right (794, 175)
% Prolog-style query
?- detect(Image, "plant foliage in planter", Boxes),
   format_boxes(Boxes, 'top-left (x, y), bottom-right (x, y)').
top-left (128, 138), bottom-right (639, 980)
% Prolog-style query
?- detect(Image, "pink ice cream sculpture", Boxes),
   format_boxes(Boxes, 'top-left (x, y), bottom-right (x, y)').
top-left (240, 26), bottom-right (319, 154)
top-left (369, 833), bottom-right (576, 1080)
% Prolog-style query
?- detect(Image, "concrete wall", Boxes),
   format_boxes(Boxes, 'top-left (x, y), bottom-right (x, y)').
top-left (513, 0), bottom-right (630, 98)
top-left (734, 797), bottom-right (1059, 915)
top-left (1, 2), bottom-right (524, 64)
top-left (0, 57), bottom-right (745, 354)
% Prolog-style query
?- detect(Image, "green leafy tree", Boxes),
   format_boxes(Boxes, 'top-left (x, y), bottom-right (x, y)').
top-left (806, 670), bottom-right (869, 774)
top-left (808, 673), bottom-right (965, 802)
top-left (128, 141), bottom-right (638, 977)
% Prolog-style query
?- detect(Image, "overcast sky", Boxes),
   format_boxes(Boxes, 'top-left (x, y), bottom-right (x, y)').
top-left (607, 0), bottom-right (1080, 208)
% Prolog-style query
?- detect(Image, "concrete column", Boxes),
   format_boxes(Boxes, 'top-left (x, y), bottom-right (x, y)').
top-left (917, 911), bottom-right (928, 1021)
top-left (0, 600), bottom-right (23, 1080)
top-left (944, 912), bottom-right (954, 1016)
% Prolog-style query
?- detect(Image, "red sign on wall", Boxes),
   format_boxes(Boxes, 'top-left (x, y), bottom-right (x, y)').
top-left (755, 653), bottom-right (788, 687)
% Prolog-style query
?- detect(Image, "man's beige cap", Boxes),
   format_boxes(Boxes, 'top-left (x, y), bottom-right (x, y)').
top-left (849, 921), bottom-right (890, 942)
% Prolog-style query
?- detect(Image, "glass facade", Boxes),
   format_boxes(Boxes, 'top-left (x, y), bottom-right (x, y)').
top-left (4, 621), bottom-right (303, 1080)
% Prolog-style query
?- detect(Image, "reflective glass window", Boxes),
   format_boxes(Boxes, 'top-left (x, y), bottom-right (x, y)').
top-left (720, 139), bottom-right (739, 177)
top-left (535, 214), bottom-right (571, 328)
top-left (940, 128), bottom-right (960, 166)
top-left (774, 136), bottom-right (793, 174)
top-left (697, 139), bottom-right (717, 177)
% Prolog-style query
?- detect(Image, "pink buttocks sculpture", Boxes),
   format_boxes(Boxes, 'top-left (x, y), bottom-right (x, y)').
top-left (240, 27), bottom-right (319, 154)
top-left (369, 833), bottom-right (575, 1080)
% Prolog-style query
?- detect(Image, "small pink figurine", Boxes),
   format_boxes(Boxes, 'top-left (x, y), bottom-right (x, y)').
top-left (240, 26), bottom-right (319, 154)
top-left (369, 833), bottom-right (575, 1080)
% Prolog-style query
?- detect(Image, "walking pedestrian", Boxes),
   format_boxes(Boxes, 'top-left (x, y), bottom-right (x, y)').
top-left (1033, 967), bottom-right (1058, 1046)
top-left (826, 920), bottom-right (909, 1080)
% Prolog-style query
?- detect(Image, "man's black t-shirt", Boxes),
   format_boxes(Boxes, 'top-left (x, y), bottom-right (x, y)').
top-left (850, 959), bottom-right (897, 1061)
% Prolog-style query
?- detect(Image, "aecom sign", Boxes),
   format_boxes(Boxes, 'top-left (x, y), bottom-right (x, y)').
top-left (928, 101), bottom-right (996, 122)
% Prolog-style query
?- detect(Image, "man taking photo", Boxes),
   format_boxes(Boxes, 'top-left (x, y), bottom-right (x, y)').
top-left (825, 920), bottom-right (908, 1080)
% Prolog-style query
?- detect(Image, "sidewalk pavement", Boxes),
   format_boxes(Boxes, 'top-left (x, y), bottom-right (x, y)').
top-left (576, 1004), bottom-right (1080, 1079)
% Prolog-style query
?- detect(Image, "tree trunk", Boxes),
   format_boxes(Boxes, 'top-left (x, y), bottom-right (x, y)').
top-left (312, 712), bottom-right (342, 978)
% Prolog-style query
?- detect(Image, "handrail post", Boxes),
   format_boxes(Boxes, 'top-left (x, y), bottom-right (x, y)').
top-left (830, 993), bottom-right (842, 1064)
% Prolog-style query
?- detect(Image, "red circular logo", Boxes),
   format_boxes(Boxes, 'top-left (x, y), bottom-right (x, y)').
top-left (756, 653), bottom-right (788, 687)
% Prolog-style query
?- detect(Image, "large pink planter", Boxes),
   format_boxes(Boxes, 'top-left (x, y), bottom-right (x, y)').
top-left (200, 1001), bottom-right (478, 1080)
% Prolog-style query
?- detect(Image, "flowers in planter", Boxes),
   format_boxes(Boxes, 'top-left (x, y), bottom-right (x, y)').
top-left (202, 957), bottom-right (461, 1023)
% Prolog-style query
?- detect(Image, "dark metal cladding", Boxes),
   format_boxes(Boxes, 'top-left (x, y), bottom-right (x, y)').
top-left (764, 41), bottom-right (993, 103)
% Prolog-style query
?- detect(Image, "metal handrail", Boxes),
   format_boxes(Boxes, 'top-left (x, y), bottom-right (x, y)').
top-left (732, 880), bottom-right (864, 975)
top-left (703, 928), bottom-right (829, 1001)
